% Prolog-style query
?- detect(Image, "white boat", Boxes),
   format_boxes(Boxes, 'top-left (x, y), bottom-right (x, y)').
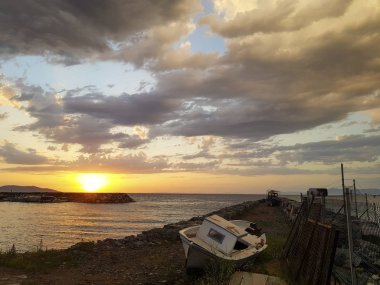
top-left (179, 214), bottom-right (267, 270)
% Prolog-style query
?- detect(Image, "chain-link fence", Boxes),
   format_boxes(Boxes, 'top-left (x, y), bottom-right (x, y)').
top-left (324, 185), bottom-right (380, 285)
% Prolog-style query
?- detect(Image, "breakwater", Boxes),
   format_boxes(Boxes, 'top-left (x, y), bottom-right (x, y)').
top-left (0, 192), bottom-right (134, 203)
top-left (89, 199), bottom-right (265, 249)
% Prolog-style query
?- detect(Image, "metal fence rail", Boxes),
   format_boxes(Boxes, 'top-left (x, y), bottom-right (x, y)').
top-left (324, 190), bottom-right (380, 285)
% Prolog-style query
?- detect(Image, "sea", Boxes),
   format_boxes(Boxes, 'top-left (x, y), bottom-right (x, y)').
top-left (0, 193), bottom-right (266, 252)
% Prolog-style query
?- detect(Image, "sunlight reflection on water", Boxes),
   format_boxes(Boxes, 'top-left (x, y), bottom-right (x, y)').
top-left (0, 193), bottom-right (265, 252)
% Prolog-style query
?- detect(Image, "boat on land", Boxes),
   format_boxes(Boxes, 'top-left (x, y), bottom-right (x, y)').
top-left (179, 214), bottom-right (267, 270)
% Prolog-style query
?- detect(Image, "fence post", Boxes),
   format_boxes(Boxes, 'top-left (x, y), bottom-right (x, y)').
top-left (341, 164), bottom-right (346, 215)
top-left (365, 194), bottom-right (370, 221)
top-left (353, 179), bottom-right (358, 218)
top-left (374, 203), bottom-right (380, 226)
top-left (345, 188), bottom-right (357, 285)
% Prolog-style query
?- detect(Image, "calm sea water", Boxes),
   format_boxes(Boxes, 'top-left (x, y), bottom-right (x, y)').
top-left (0, 193), bottom-right (265, 252)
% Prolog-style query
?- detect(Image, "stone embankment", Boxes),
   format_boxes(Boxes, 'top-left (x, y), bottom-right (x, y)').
top-left (0, 192), bottom-right (134, 203)
top-left (76, 199), bottom-right (265, 250)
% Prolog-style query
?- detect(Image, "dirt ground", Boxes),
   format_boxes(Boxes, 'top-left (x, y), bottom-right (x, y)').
top-left (0, 202), bottom-right (290, 285)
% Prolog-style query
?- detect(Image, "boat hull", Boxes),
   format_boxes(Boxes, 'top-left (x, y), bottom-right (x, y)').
top-left (179, 221), bottom-right (267, 270)
top-left (185, 241), bottom-right (260, 270)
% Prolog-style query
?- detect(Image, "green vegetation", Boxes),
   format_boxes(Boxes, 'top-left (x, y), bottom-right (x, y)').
top-left (250, 234), bottom-right (294, 284)
top-left (0, 243), bottom-right (74, 272)
top-left (192, 259), bottom-right (236, 285)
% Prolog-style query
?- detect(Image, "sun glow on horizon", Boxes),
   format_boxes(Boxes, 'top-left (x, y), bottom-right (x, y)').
top-left (76, 173), bottom-right (109, 192)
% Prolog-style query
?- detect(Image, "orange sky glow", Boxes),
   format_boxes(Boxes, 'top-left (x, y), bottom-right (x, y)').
top-left (0, 0), bottom-right (380, 193)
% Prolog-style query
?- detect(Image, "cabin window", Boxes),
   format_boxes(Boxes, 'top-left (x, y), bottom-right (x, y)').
top-left (208, 228), bottom-right (225, 244)
top-left (233, 240), bottom-right (248, 250)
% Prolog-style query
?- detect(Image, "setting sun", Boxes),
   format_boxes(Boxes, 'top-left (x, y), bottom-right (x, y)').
top-left (76, 174), bottom-right (109, 192)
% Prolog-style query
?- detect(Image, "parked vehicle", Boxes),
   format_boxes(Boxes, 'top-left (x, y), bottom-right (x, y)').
top-left (266, 190), bottom-right (281, 206)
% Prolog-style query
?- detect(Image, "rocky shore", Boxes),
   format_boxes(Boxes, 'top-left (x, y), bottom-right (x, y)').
top-left (95, 199), bottom-right (265, 250)
top-left (0, 198), bottom-right (292, 285)
top-left (0, 192), bottom-right (134, 203)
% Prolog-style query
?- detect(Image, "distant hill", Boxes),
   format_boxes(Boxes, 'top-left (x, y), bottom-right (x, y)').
top-left (0, 185), bottom-right (60, 193)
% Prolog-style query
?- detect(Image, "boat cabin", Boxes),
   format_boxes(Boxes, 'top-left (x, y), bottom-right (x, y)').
top-left (196, 215), bottom-right (260, 255)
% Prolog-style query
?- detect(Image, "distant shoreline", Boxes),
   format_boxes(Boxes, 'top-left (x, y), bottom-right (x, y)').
top-left (0, 192), bottom-right (134, 204)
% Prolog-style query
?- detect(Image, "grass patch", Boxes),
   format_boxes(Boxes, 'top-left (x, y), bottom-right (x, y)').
top-left (247, 233), bottom-right (290, 279)
top-left (192, 259), bottom-right (236, 285)
top-left (0, 244), bottom-right (74, 272)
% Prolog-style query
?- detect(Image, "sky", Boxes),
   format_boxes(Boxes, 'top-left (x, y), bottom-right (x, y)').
top-left (0, 0), bottom-right (380, 193)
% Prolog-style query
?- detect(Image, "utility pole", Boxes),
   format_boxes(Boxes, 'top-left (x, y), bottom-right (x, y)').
top-left (341, 163), bottom-right (346, 215)
top-left (345, 187), bottom-right (357, 285)
top-left (353, 179), bottom-right (358, 218)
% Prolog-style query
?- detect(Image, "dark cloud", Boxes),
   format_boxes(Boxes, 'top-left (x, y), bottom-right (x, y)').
top-left (275, 135), bottom-right (380, 165)
top-left (218, 135), bottom-right (380, 169)
top-left (0, 151), bottom-right (169, 174)
top-left (118, 135), bottom-right (150, 149)
top-left (6, 82), bottom-right (131, 152)
top-left (41, 116), bottom-right (128, 153)
top-left (0, 142), bottom-right (48, 165)
top-left (182, 137), bottom-right (217, 160)
top-left (0, 0), bottom-right (199, 64)
top-left (64, 92), bottom-right (180, 126)
top-left (210, 134), bottom-right (380, 175)
top-left (1, 0), bottom-right (380, 181)
top-left (72, 152), bottom-right (169, 173)
top-left (4, 0), bottom-right (380, 144)
top-left (47, 146), bottom-right (57, 151)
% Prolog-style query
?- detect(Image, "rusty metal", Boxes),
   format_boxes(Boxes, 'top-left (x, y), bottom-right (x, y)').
top-left (283, 200), bottom-right (337, 285)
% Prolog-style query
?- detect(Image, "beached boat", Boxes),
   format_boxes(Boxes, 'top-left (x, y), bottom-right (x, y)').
top-left (179, 214), bottom-right (267, 270)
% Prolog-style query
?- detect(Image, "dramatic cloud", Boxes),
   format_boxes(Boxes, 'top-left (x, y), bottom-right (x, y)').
top-left (158, 0), bottom-right (380, 140)
top-left (63, 92), bottom-right (179, 126)
top-left (0, 152), bottom-right (169, 174)
top-left (3, 81), bottom-right (130, 152)
top-left (0, 0), bottom-right (200, 66)
top-left (4, 0), bottom-right (380, 144)
top-left (201, 0), bottom-right (351, 36)
top-left (1, 0), bottom-right (380, 181)
top-left (275, 135), bottom-right (380, 165)
top-left (72, 152), bottom-right (169, 173)
top-left (0, 142), bottom-right (48, 165)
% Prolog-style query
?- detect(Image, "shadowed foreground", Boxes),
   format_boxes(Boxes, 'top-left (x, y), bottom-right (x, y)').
top-left (0, 201), bottom-right (290, 285)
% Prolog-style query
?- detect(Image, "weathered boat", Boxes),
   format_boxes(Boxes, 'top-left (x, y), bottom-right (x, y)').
top-left (179, 214), bottom-right (267, 270)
